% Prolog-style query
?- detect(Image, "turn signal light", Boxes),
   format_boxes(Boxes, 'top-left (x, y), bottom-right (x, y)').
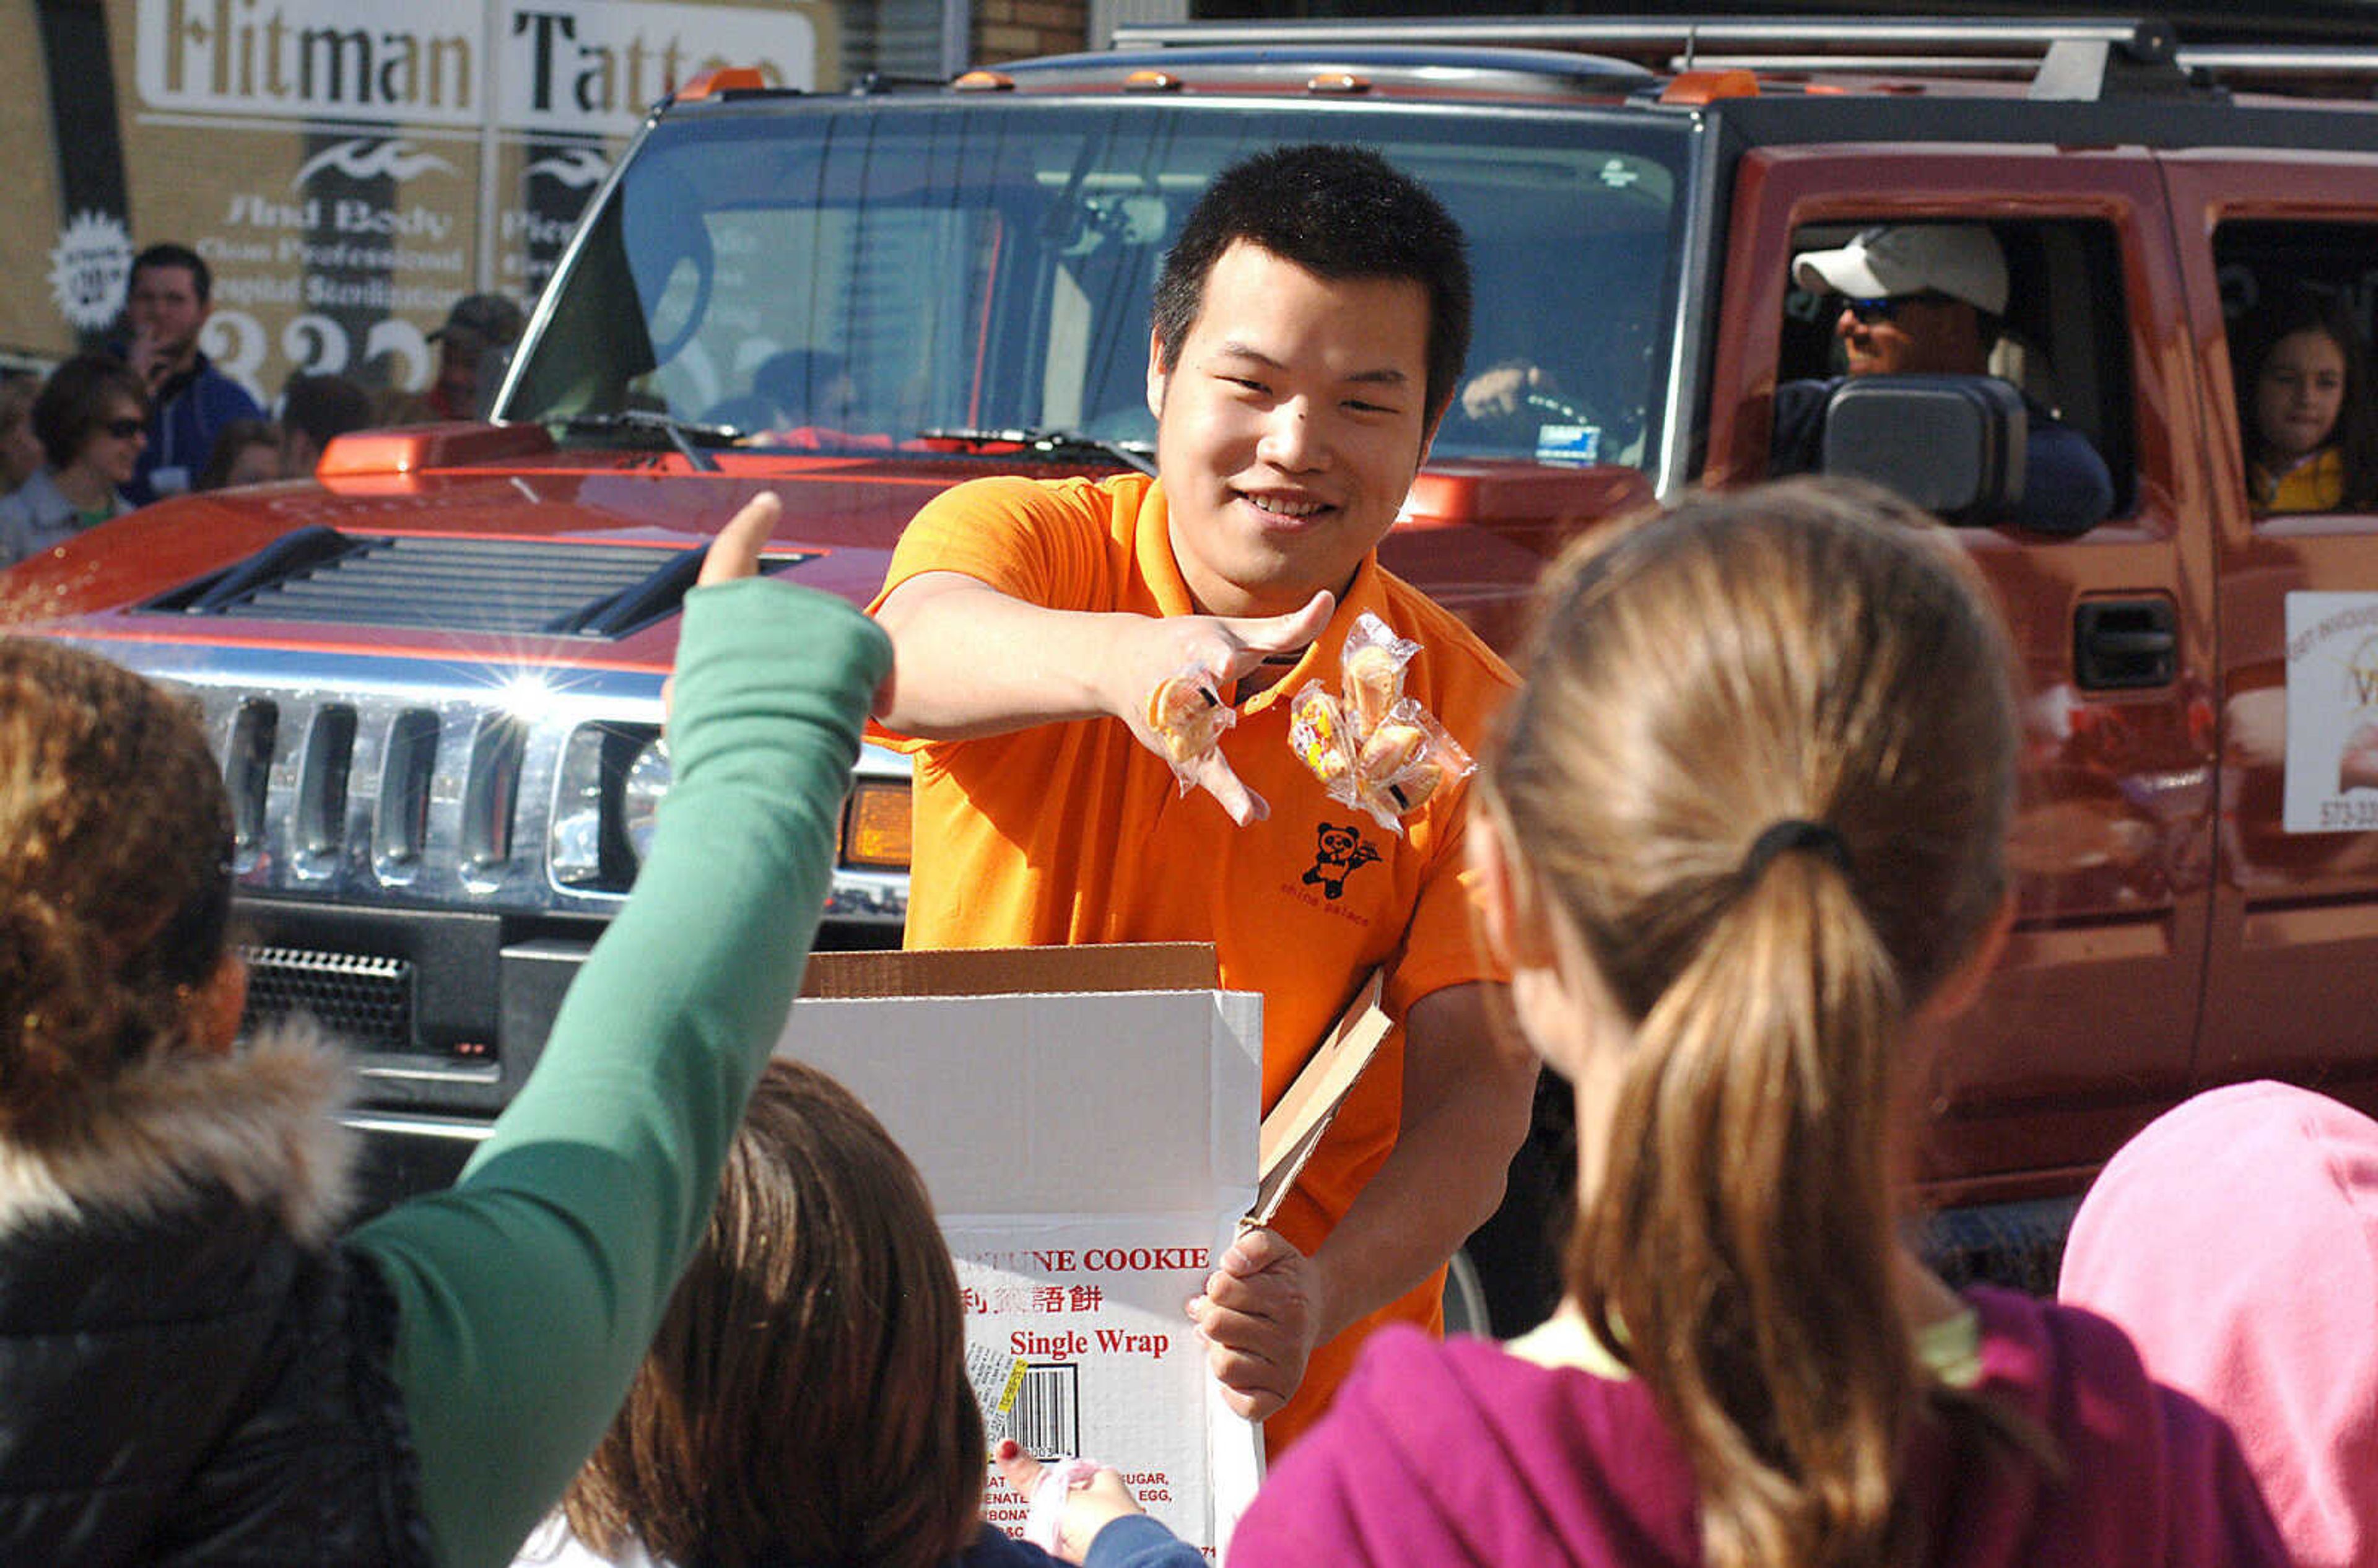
top-left (843, 780), bottom-right (914, 869)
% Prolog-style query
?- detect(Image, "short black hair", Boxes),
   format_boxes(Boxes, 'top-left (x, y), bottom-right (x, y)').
top-left (1152, 144), bottom-right (1471, 427)
top-left (132, 242), bottom-right (212, 307)
top-left (31, 354), bottom-right (149, 468)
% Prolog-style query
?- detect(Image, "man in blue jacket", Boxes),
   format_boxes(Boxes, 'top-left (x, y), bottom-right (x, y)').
top-left (1775, 223), bottom-right (2114, 537)
top-left (119, 243), bottom-right (263, 504)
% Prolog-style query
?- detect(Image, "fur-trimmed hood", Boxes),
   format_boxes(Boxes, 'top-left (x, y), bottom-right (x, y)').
top-left (0, 1024), bottom-right (358, 1248)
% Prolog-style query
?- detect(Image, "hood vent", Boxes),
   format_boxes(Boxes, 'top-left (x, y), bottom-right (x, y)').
top-left (146, 526), bottom-right (816, 639)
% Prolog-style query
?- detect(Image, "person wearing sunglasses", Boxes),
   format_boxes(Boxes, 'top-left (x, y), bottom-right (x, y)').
top-left (1772, 223), bottom-right (2114, 537)
top-left (0, 354), bottom-right (152, 567)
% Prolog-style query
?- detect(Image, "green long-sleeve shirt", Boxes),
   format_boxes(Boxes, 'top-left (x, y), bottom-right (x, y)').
top-left (344, 577), bottom-right (892, 1567)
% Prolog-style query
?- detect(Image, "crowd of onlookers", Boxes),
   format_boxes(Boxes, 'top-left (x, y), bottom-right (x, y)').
top-left (0, 240), bottom-right (525, 567)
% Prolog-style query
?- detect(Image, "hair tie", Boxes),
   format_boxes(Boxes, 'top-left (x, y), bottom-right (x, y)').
top-left (1740, 818), bottom-right (1852, 884)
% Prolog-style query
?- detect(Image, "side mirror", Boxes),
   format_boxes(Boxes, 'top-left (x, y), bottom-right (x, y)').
top-left (1821, 373), bottom-right (2025, 525)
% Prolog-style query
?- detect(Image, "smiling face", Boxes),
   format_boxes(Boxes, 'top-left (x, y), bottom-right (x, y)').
top-left (1146, 242), bottom-right (1435, 619)
top-left (2255, 326), bottom-right (2348, 466)
top-left (76, 396), bottom-right (148, 489)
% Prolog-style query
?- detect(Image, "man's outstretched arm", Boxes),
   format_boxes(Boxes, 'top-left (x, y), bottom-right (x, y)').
top-left (874, 570), bottom-right (1331, 824)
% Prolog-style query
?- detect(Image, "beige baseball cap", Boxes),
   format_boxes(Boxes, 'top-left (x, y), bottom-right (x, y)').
top-left (1793, 224), bottom-right (2008, 316)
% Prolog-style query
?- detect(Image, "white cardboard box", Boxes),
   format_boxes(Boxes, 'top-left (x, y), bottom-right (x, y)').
top-left (778, 945), bottom-right (1266, 1557)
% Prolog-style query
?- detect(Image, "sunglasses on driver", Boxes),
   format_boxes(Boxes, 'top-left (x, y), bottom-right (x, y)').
top-left (1841, 291), bottom-right (1960, 325)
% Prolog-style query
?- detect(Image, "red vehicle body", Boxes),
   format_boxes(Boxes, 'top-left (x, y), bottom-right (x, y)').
top-left (11, 15), bottom-right (2378, 1320)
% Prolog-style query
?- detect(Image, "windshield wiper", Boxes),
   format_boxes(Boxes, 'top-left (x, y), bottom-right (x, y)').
top-left (564, 410), bottom-right (743, 473)
top-left (918, 426), bottom-right (1156, 477)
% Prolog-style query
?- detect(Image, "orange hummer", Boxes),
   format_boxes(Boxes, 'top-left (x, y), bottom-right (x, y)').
top-left (9, 14), bottom-right (2378, 1325)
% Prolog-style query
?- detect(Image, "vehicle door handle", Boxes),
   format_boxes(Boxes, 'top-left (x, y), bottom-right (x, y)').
top-left (2074, 596), bottom-right (2177, 690)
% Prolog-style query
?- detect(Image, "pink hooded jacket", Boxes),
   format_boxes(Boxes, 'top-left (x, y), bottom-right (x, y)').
top-left (1228, 1288), bottom-right (2283, 1567)
top-left (2061, 1080), bottom-right (2378, 1568)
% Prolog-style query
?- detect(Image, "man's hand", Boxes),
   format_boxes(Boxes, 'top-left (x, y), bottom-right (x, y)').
top-left (1186, 1224), bottom-right (1324, 1422)
top-left (1109, 591), bottom-right (1335, 826)
top-left (126, 326), bottom-right (171, 391)
top-left (993, 1440), bottom-right (1145, 1563)
top-left (1460, 363), bottom-right (1535, 421)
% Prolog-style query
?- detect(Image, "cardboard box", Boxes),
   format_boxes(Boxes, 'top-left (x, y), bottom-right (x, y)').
top-left (779, 944), bottom-right (1268, 1556)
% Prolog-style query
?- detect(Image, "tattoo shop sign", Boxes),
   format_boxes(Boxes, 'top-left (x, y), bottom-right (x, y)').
top-left (136, 0), bottom-right (814, 136)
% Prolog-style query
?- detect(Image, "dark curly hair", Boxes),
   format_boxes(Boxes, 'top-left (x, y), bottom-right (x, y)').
top-left (0, 639), bottom-right (233, 1133)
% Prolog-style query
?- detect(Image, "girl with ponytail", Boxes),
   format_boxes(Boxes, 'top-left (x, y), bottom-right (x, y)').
top-left (1227, 478), bottom-right (2286, 1568)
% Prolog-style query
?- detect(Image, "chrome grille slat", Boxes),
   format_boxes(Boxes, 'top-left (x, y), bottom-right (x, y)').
top-left (54, 642), bottom-right (909, 926)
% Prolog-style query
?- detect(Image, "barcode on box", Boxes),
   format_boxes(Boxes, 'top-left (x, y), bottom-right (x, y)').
top-left (965, 1341), bottom-right (1027, 1448)
top-left (1010, 1362), bottom-right (1081, 1460)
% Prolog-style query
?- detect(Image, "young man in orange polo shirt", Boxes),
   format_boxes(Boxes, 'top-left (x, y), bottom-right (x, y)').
top-left (868, 144), bottom-right (1536, 1451)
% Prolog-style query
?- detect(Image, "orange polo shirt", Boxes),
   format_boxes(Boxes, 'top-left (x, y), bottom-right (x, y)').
top-left (868, 473), bottom-right (1515, 1447)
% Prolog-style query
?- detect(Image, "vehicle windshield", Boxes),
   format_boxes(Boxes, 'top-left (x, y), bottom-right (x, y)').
top-left (503, 99), bottom-right (1689, 471)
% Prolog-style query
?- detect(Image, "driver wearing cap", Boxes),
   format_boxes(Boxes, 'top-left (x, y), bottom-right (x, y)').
top-left (1774, 223), bottom-right (2114, 536)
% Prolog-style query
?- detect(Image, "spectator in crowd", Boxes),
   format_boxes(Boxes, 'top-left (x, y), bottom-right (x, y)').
top-left (1228, 478), bottom-right (2285, 1567)
top-left (383, 293), bottom-right (526, 424)
top-left (868, 143), bottom-right (1536, 1452)
top-left (0, 354), bottom-right (149, 567)
top-left (196, 417), bottom-right (283, 490)
top-left (279, 370), bottom-right (375, 477)
top-left (2232, 289), bottom-right (2378, 514)
top-left (116, 242), bottom-right (264, 503)
top-left (0, 494), bottom-right (891, 1566)
top-left (0, 373), bottom-right (41, 497)
top-left (2060, 1081), bottom-right (2378, 1568)
top-left (514, 1058), bottom-right (1196, 1568)
top-left (1775, 224), bottom-right (2115, 536)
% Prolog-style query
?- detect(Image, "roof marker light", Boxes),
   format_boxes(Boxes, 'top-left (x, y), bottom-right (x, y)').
top-left (1307, 72), bottom-right (1372, 95)
top-left (674, 68), bottom-right (766, 101)
top-left (954, 69), bottom-right (1016, 92)
top-left (1660, 69), bottom-right (1760, 105)
top-left (1124, 69), bottom-right (1183, 92)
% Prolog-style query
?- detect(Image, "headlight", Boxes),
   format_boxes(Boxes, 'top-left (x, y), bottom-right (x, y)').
top-left (550, 723), bottom-right (670, 891)
top-left (621, 738), bottom-right (672, 863)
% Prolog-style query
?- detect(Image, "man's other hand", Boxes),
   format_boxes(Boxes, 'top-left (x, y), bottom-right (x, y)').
top-left (1187, 1224), bottom-right (1324, 1422)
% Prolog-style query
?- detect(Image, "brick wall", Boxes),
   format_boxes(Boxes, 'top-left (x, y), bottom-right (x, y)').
top-left (973, 0), bottom-right (1091, 63)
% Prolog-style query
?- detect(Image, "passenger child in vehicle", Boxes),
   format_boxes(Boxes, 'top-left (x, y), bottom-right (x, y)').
top-left (2060, 1081), bottom-right (2378, 1568)
top-left (0, 493), bottom-right (891, 1566)
top-left (2234, 289), bottom-right (2378, 513)
top-left (515, 1057), bottom-right (1196, 1568)
top-left (1225, 477), bottom-right (2286, 1567)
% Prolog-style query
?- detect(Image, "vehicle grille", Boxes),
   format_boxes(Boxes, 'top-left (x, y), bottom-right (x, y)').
top-left (242, 944), bottom-right (414, 1053)
top-left (51, 643), bottom-right (910, 925)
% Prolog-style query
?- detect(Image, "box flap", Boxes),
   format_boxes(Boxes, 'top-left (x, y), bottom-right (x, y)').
top-left (801, 943), bottom-right (1218, 998)
top-left (1250, 970), bottom-right (1391, 1224)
